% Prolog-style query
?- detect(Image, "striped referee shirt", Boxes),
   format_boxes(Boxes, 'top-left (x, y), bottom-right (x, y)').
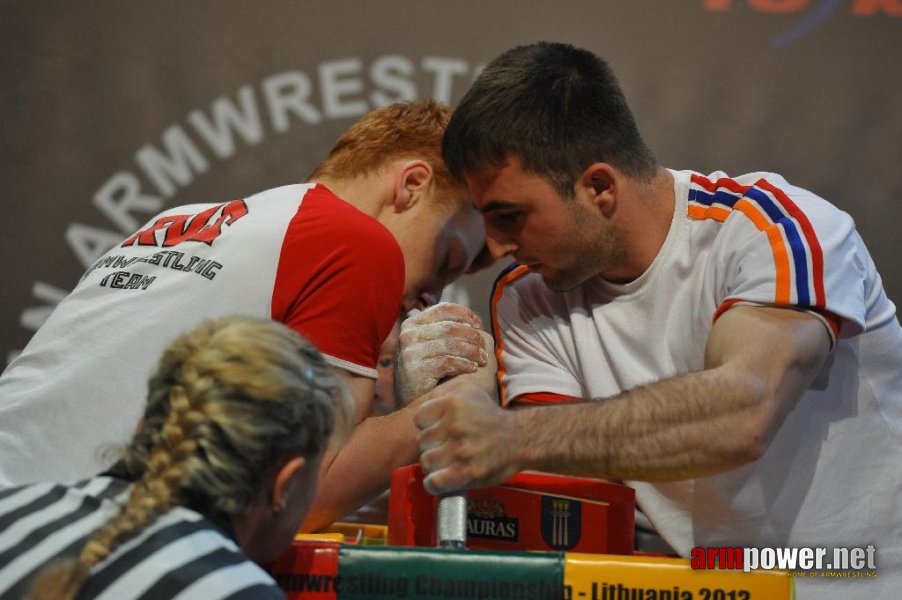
top-left (0, 476), bottom-right (285, 599)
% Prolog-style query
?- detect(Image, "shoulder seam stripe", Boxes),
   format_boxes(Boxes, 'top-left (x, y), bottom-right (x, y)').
top-left (688, 174), bottom-right (826, 309)
top-left (489, 264), bottom-right (531, 408)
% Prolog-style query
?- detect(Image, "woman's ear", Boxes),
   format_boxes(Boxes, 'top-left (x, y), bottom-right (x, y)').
top-left (270, 456), bottom-right (306, 512)
top-left (392, 160), bottom-right (434, 212)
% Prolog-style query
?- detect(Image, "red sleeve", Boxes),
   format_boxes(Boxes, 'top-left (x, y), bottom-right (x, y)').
top-left (713, 298), bottom-right (843, 345)
top-left (271, 185), bottom-right (404, 378)
top-left (508, 392), bottom-right (584, 408)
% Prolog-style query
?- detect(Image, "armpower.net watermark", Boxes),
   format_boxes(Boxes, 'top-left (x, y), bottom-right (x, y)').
top-left (691, 545), bottom-right (878, 577)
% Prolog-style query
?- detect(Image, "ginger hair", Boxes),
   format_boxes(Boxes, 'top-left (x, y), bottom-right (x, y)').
top-left (28, 316), bottom-right (348, 599)
top-left (308, 99), bottom-right (465, 209)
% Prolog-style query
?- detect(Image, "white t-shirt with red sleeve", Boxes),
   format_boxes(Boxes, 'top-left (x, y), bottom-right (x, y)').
top-left (0, 183), bottom-right (404, 486)
top-left (491, 169), bottom-right (902, 599)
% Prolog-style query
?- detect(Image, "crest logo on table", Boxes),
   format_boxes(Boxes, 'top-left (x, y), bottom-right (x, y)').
top-left (541, 497), bottom-right (583, 551)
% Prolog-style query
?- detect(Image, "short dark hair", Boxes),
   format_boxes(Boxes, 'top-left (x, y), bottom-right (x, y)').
top-left (443, 42), bottom-right (657, 196)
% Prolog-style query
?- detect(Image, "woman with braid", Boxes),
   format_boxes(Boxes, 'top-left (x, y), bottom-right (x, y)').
top-left (0, 316), bottom-right (348, 599)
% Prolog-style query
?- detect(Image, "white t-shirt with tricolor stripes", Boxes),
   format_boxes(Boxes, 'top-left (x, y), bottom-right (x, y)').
top-left (492, 169), bottom-right (902, 598)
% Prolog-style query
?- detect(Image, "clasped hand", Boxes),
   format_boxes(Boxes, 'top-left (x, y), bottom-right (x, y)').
top-left (393, 302), bottom-right (518, 495)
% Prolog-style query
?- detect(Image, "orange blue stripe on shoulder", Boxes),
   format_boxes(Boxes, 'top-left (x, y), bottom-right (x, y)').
top-left (687, 174), bottom-right (826, 310)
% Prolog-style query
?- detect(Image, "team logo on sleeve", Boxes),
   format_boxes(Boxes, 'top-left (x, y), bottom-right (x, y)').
top-left (121, 199), bottom-right (248, 248)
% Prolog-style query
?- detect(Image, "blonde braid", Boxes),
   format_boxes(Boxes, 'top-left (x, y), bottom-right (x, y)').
top-left (29, 316), bottom-right (344, 599)
top-left (29, 380), bottom-right (209, 599)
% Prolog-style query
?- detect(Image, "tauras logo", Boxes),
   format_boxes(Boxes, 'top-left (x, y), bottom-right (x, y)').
top-left (121, 199), bottom-right (248, 248)
top-left (467, 495), bottom-right (518, 541)
top-left (467, 515), bottom-right (518, 541)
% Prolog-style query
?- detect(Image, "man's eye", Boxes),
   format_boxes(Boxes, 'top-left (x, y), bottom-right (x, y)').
top-left (493, 212), bottom-right (523, 227)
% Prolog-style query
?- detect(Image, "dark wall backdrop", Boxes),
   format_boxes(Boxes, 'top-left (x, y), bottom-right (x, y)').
top-left (2, 0), bottom-right (900, 364)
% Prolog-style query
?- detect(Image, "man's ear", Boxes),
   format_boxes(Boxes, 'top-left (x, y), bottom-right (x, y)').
top-left (393, 160), bottom-right (434, 212)
top-left (270, 456), bottom-right (306, 512)
top-left (580, 162), bottom-right (617, 217)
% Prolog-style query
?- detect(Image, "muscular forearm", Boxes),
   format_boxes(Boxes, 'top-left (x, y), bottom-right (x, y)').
top-left (514, 308), bottom-right (830, 482)
top-left (417, 306), bottom-right (831, 494)
top-left (512, 366), bottom-right (768, 482)
top-left (300, 406), bottom-right (419, 532)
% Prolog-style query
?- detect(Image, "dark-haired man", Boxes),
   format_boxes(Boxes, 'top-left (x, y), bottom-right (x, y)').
top-left (410, 42), bottom-right (901, 599)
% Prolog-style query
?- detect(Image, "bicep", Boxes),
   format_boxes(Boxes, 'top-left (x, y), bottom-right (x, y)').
top-left (705, 305), bottom-right (832, 429)
top-left (329, 366), bottom-right (376, 426)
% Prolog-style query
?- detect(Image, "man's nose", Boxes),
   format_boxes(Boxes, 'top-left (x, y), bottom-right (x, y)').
top-left (486, 231), bottom-right (518, 260)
